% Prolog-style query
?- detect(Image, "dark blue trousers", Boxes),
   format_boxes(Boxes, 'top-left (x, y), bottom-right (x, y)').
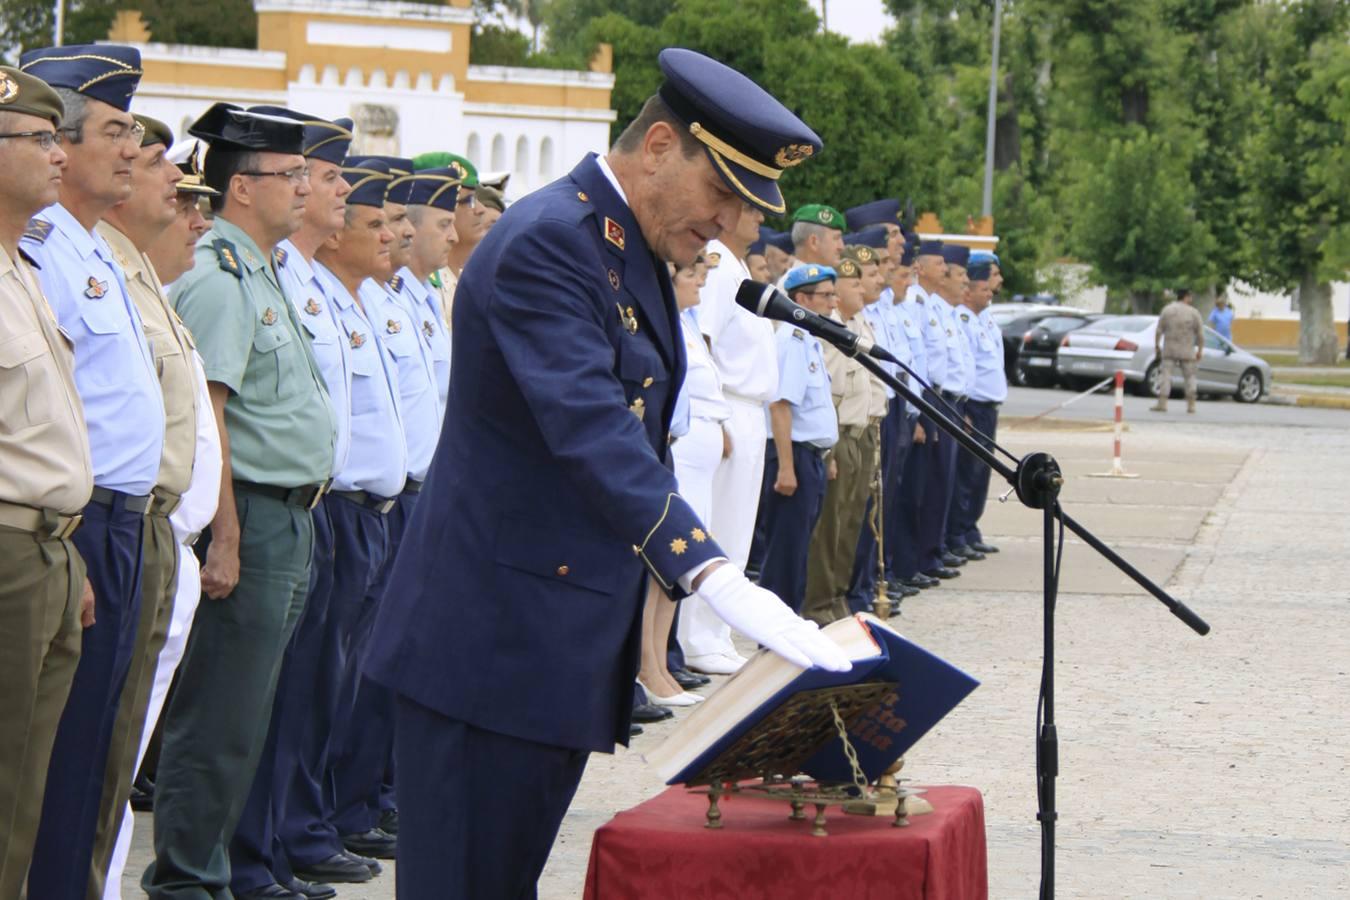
top-left (919, 395), bottom-right (964, 572)
top-left (892, 405), bottom-right (934, 578)
top-left (948, 400), bottom-right (999, 548)
top-left (393, 697), bottom-right (588, 900)
top-left (28, 494), bottom-right (144, 899)
top-left (330, 490), bottom-right (414, 835)
top-left (755, 441), bottom-right (827, 615)
top-left (846, 397), bottom-right (911, 610)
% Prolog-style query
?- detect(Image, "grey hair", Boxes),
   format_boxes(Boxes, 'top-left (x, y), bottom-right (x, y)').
top-left (52, 88), bottom-right (89, 140)
top-left (791, 221), bottom-right (831, 252)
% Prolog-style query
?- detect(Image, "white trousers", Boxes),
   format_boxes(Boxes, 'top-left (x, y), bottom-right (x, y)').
top-left (678, 397), bottom-right (766, 658)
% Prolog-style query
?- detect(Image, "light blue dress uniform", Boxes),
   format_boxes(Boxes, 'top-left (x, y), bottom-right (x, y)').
top-left (769, 325), bottom-right (838, 446)
top-left (939, 295), bottom-right (976, 399)
top-left (359, 279), bottom-right (440, 482)
top-left (911, 283), bottom-right (948, 390)
top-left (276, 240), bottom-right (352, 476)
top-left (963, 307), bottom-right (1007, 404)
top-left (390, 266), bottom-right (451, 417)
top-left (861, 289), bottom-right (903, 400)
top-left (22, 203), bottom-right (164, 493)
top-left (894, 287), bottom-right (929, 395)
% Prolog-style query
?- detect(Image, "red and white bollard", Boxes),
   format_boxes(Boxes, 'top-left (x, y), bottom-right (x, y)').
top-left (1090, 370), bottom-right (1139, 479)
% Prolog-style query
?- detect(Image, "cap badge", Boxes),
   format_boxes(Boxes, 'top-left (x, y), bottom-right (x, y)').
top-left (84, 276), bottom-right (108, 299)
top-left (261, 307), bottom-right (278, 326)
top-left (0, 73), bottom-right (18, 104)
top-left (607, 268), bottom-right (621, 292)
top-left (773, 144), bottom-right (814, 168)
top-left (604, 217), bottom-right (625, 251)
top-left (349, 330), bottom-right (365, 349)
top-left (807, 267), bottom-right (819, 277)
top-left (386, 319), bottom-right (402, 334)
top-left (816, 209), bottom-right (833, 225)
top-left (422, 320), bottom-right (435, 338)
top-left (304, 298), bottom-right (322, 316)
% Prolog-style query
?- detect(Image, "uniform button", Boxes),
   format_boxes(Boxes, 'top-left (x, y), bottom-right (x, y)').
top-left (556, 565), bottom-right (570, 576)
top-left (577, 191), bottom-right (589, 202)
top-left (642, 376), bottom-right (654, 388)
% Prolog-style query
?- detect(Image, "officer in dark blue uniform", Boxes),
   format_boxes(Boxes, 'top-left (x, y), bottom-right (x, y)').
top-left (360, 48), bottom-right (851, 900)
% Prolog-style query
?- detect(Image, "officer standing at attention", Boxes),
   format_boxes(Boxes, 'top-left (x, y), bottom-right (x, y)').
top-left (0, 67), bottom-right (94, 900)
top-left (89, 114), bottom-right (200, 898)
top-left (756, 264), bottom-right (841, 616)
top-left (410, 151), bottom-right (482, 330)
top-left (144, 103), bottom-right (336, 900)
top-left (785, 202), bottom-right (846, 276)
top-left (361, 49), bottom-right (850, 899)
top-left (16, 45), bottom-right (166, 900)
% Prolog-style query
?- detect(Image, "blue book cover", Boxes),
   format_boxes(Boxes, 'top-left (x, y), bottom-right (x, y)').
top-left (649, 615), bottom-right (979, 786)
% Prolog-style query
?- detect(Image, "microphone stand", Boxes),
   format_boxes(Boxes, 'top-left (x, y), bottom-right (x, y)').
top-left (832, 344), bottom-right (1210, 899)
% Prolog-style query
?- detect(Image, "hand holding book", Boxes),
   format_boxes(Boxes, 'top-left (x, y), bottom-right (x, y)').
top-left (694, 565), bottom-right (853, 672)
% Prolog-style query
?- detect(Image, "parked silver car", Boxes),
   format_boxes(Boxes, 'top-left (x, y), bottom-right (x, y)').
top-left (1055, 314), bottom-right (1272, 402)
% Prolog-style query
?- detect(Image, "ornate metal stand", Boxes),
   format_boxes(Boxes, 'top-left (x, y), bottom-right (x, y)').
top-left (868, 418), bottom-right (892, 620)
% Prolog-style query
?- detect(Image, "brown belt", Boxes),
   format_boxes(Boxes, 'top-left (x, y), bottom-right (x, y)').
top-left (0, 500), bottom-right (83, 540)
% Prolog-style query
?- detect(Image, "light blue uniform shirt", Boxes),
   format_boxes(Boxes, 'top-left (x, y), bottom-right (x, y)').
top-left (910, 283), bottom-right (948, 389)
top-left (278, 243), bottom-right (352, 477)
top-left (326, 276), bottom-right (407, 497)
top-left (359, 279), bottom-right (441, 481)
top-left (938, 295), bottom-right (975, 396)
top-left (892, 291), bottom-right (927, 417)
top-left (22, 203), bottom-right (164, 494)
top-left (391, 267), bottom-right (451, 417)
top-left (965, 307), bottom-right (1008, 403)
top-left (861, 290), bottom-right (902, 400)
top-left (1207, 305), bottom-right (1234, 340)
top-left (770, 325), bottom-right (838, 448)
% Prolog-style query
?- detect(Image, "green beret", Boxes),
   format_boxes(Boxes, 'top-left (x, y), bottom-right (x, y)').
top-left (791, 203), bottom-right (846, 231)
top-left (134, 113), bottom-right (173, 148)
top-left (411, 151), bottom-right (478, 187)
top-left (0, 66), bottom-right (64, 126)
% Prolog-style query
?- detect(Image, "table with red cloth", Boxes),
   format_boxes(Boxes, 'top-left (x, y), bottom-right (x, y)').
top-left (583, 784), bottom-right (987, 899)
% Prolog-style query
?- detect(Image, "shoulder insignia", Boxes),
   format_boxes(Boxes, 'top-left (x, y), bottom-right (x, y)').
top-left (915, 296), bottom-right (925, 305)
top-left (428, 271), bottom-right (442, 288)
top-left (960, 312), bottom-right (970, 322)
top-left (17, 247), bottom-right (40, 269)
top-left (386, 318), bottom-right (402, 334)
top-left (84, 276), bottom-right (109, 299)
top-left (705, 251), bottom-right (721, 269)
top-left (792, 328), bottom-right (805, 341)
top-left (22, 218), bottom-right (52, 244)
top-left (930, 318), bottom-right (938, 327)
top-left (604, 217), bottom-right (625, 251)
top-left (213, 239), bottom-right (243, 279)
top-left (389, 274), bottom-right (404, 293)
top-left (261, 307), bottom-right (278, 326)
top-left (273, 246), bottom-right (288, 268)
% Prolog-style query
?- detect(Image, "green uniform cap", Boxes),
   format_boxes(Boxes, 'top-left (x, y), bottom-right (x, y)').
top-left (791, 203), bottom-right (846, 231)
top-left (835, 257), bottom-right (862, 279)
top-left (411, 151), bottom-right (478, 187)
top-left (134, 113), bottom-right (173, 148)
top-left (842, 244), bottom-right (879, 266)
top-left (474, 184), bottom-right (505, 213)
top-left (0, 65), bottom-right (65, 126)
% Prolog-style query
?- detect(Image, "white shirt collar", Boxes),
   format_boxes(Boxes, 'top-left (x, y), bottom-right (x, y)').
top-left (595, 155), bottom-right (630, 206)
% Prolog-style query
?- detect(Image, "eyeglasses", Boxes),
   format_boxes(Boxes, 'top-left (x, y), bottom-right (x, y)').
top-left (59, 121), bottom-right (145, 147)
top-left (0, 130), bottom-right (62, 151)
top-left (805, 289), bottom-right (838, 300)
top-left (241, 166), bottom-right (311, 186)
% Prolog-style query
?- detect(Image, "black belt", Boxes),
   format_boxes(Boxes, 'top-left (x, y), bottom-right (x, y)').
top-left (402, 479), bottom-right (423, 496)
top-left (792, 441), bottom-right (830, 459)
top-left (234, 480), bottom-right (329, 511)
top-left (967, 398), bottom-right (1001, 408)
top-left (89, 487), bottom-right (152, 515)
top-left (329, 489), bottom-right (397, 515)
top-left (940, 390), bottom-right (967, 404)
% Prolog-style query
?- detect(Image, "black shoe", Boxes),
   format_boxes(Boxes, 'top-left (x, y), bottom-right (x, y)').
top-left (631, 702), bottom-right (674, 723)
top-left (630, 723), bottom-right (644, 736)
top-left (671, 667), bottom-right (711, 688)
top-left (129, 782), bottom-right (154, 813)
top-left (284, 878), bottom-right (337, 900)
top-left (900, 573), bottom-right (938, 589)
top-left (953, 545), bottom-right (986, 561)
top-left (898, 583), bottom-right (920, 597)
top-left (923, 567), bottom-right (961, 580)
top-left (236, 885), bottom-right (304, 900)
top-left (970, 541), bottom-right (999, 554)
top-left (341, 848), bottom-right (381, 876)
top-left (293, 852), bottom-right (374, 884)
top-left (378, 808), bottom-right (398, 836)
top-left (940, 552), bottom-right (966, 568)
top-left (340, 828), bottom-right (396, 860)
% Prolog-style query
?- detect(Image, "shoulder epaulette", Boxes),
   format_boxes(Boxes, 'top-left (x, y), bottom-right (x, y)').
top-left (273, 246), bottom-right (288, 269)
top-left (17, 247), bottom-right (40, 269)
top-left (428, 271), bottom-right (442, 289)
top-left (389, 274), bottom-right (404, 293)
top-left (960, 312), bottom-right (970, 322)
top-left (22, 218), bottom-right (52, 245)
top-left (213, 239), bottom-right (243, 279)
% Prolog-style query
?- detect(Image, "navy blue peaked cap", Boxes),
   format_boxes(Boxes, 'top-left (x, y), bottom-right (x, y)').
top-left (341, 158), bottom-right (392, 207)
top-left (19, 44), bottom-right (142, 112)
top-left (401, 167), bottom-right (461, 212)
top-left (656, 48), bottom-right (821, 217)
top-left (941, 244), bottom-right (970, 266)
top-left (348, 155), bottom-right (415, 203)
top-left (246, 105), bottom-right (352, 164)
top-left (845, 199), bottom-right (901, 231)
top-left (188, 102), bottom-right (305, 154)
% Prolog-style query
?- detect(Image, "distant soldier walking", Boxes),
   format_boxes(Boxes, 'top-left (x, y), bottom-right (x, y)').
top-left (1152, 288), bottom-right (1205, 414)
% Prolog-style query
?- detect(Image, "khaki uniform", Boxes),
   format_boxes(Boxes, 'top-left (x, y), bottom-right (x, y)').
top-left (804, 312), bottom-right (889, 625)
top-left (1155, 300), bottom-right (1204, 410)
top-left (432, 265), bottom-right (457, 332)
top-left (89, 224), bottom-right (201, 893)
top-left (0, 242), bottom-right (92, 898)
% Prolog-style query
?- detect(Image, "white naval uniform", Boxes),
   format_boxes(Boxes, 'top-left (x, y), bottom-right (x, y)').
top-left (103, 351), bottom-right (222, 899)
top-left (680, 240), bottom-right (778, 662)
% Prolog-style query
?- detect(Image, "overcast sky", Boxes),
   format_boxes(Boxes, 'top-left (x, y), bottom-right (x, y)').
top-left (822, 0), bottom-right (896, 45)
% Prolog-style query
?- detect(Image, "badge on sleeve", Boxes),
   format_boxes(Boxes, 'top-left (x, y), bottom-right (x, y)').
top-left (604, 217), bottom-right (625, 251)
top-left (84, 276), bottom-right (109, 299)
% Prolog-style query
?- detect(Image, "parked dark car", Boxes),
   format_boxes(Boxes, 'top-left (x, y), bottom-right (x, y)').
top-left (1015, 313), bottom-right (1101, 387)
top-left (991, 304), bottom-right (1086, 385)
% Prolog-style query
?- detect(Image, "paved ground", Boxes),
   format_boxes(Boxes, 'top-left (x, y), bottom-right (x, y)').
top-left (122, 393), bottom-right (1350, 898)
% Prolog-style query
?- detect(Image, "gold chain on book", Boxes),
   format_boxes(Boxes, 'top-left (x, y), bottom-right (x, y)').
top-left (829, 698), bottom-right (869, 794)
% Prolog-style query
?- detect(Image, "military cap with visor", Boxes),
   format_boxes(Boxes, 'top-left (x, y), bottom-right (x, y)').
top-left (0, 66), bottom-right (65, 125)
top-left (167, 140), bottom-right (219, 197)
top-left (188, 102), bottom-right (305, 154)
top-left (246, 105), bottom-right (353, 164)
top-left (657, 47), bottom-right (822, 216)
top-left (19, 43), bottom-right (142, 112)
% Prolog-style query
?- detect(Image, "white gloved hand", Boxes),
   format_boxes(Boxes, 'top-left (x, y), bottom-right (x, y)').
top-left (695, 565), bottom-right (853, 672)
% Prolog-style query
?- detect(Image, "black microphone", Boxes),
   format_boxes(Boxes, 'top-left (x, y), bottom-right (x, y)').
top-left (734, 280), bottom-right (899, 364)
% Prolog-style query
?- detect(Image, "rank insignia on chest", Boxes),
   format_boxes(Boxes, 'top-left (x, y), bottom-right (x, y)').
top-left (930, 318), bottom-right (938, 327)
top-left (629, 396), bottom-right (645, 420)
top-left (350, 330), bottom-right (365, 349)
top-left (261, 307), bottom-right (278, 326)
top-left (960, 313), bottom-right (970, 322)
top-left (386, 319), bottom-right (402, 334)
top-left (946, 328), bottom-right (953, 337)
top-left (389, 275), bottom-right (404, 293)
top-left (422, 320), bottom-right (435, 338)
top-left (273, 247), bottom-right (288, 268)
top-left (808, 361), bottom-right (819, 373)
top-left (604, 217), bottom-right (625, 251)
top-left (617, 303), bottom-right (638, 335)
top-left (84, 276), bottom-right (108, 299)
top-left (304, 298), bottom-right (322, 316)
top-left (607, 268), bottom-right (621, 292)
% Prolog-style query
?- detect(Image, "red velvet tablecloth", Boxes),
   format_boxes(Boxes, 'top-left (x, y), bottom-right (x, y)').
top-left (583, 785), bottom-right (987, 900)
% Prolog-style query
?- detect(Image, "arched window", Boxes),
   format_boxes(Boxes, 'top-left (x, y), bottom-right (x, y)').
top-left (490, 134), bottom-right (506, 171)
top-left (514, 135), bottom-right (529, 178)
top-left (539, 137), bottom-right (554, 179)
top-left (466, 132), bottom-right (482, 167)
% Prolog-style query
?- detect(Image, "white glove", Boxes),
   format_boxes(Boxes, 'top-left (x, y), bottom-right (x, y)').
top-left (695, 565), bottom-right (852, 672)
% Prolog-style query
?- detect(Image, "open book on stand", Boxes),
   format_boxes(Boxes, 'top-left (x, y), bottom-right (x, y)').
top-left (646, 614), bottom-right (979, 787)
